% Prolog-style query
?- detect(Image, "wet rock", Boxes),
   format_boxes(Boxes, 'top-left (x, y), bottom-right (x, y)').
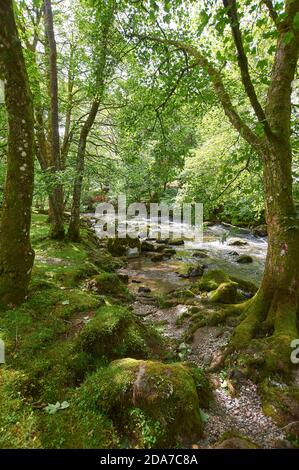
top-left (169, 238), bottom-right (185, 246)
top-left (228, 251), bottom-right (239, 256)
top-left (131, 279), bottom-right (142, 284)
top-left (156, 238), bottom-right (169, 244)
top-left (138, 286), bottom-right (151, 294)
top-left (228, 239), bottom-right (249, 246)
top-left (118, 273), bottom-right (129, 284)
top-left (192, 250), bottom-right (208, 258)
top-left (252, 224), bottom-right (267, 238)
top-left (141, 240), bottom-right (156, 252)
top-left (189, 265), bottom-right (205, 278)
top-left (179, 264), bottom-right (205, 279)
top-left (236, 254), bottom-right (253, 264)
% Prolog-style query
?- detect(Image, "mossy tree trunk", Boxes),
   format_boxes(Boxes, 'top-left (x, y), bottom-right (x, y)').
top-left (44, 0), bottom-right (65, 240)
top-left (0, 0), bottom-right (35, 306)
top-left (147, 0), bottom-right (299, 372)
top-left (230, 11), bottom-right (299, 370)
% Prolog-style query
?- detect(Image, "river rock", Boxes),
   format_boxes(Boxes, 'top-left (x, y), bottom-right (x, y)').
top-left (228, 239), bottom-right (249, 246)
top-left (169, 238), bottom-right (185, 246)
top-left (141, 240), bottom-right (156, 252)
top-left (236, 254), bottom-right (253, 264)
top-left (252, 224), bottom-right (267, 237)
top-left (138, 286), bottom-right (151, 294)
top-left (192, 250), bottom-right (208, 258)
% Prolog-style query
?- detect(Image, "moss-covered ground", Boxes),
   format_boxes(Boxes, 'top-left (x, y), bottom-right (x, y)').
top-left (0, 214), bottom-right (209, 448)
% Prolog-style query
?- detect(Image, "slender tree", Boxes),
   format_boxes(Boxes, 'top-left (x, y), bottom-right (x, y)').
top-left (68, 0), bottom-right (115, 241)
top-left (0, 0), bottom-right (35, 306)
top-left (44, 0), bottom-right (65, 239)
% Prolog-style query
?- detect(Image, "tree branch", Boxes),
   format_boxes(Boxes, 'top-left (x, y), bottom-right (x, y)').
top-left (137, 35), bottom-right (264, 155)
top-left (223, 0), bottom-right (272, 138)
top-left (261, 0), bottom-right (278, 25)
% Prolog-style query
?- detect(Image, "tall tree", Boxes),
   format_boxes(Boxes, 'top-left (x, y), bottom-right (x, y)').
top-left (135, 0), bottom-right (299, 372)
top-left (44, 0), bottom-right (65, 239)
top-left (0, 0), bottom-right (35, 306)
top-left (68, 0), bottom-right (115, 241)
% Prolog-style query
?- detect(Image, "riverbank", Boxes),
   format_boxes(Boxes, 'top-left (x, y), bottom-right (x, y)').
top-left (0, 214), bottom-right (298, 449)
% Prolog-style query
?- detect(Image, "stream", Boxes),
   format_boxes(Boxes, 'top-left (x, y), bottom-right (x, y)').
top-left (88, 215), bottom-right (290, 449)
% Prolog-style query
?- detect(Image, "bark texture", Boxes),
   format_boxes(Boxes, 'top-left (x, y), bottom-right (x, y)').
top-left (44, 0), bottom-right (65, 239)
top-left (0, 0), bottom-right (35, 306)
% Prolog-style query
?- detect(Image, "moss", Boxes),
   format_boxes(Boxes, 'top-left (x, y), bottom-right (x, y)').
top-left (76, 305), bottom-right (164, 361)
top-left (209, 281), bottom-right (238, 304)
top-left (107, 237), bottom-right (141, 257)
top-left (197, 269), bottom-right (230, 292)
top-left (76, 359), bottom-right (211, 448)
top-left (0, 369), bottom-right (41, 448)
top-left (91, 273), bottom-right (131, 299)
top-left (37, 403), bottom-right (118, 449)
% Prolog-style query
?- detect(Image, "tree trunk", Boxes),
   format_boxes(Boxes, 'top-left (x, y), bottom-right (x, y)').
top-left (44, 0), bottom-right (65, 239)
top-left (229, 14), bottom-right (299, 373)
top-left (0, 0), bottom-right (35, 306)
top-left (68, 99), bottom-right (100, 242)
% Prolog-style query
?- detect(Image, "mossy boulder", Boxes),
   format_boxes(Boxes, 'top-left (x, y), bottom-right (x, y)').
top-left (76, 358), bottom-right (211, 448)
top-left (76, 305), bottom-right (164, 361)
top-left (107, 237), bottom-right (141, 257)
top-left (209, 281), bottom-right (238, 304)
top-left (198, 269), bottom-right (230, 292)
top-left (87, 272), bottom-right (131, 299)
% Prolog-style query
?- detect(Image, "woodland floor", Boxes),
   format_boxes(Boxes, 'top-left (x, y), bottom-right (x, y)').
top-left (0, 213), bottom-right (298, 449)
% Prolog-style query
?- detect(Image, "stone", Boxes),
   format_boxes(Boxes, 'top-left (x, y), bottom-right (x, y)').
top-left (76, 359), bottom-right (211, 448)
top-left (252, 224), bottom-right (267, 238)
top-left (236, 254), bottom-right (253, 264)
top-left (209, 281), bottom-right (238, 304)
top-left (192, 250), bottom-right (208, 258)
top-left (141, 240), bottom-right (156, 252)
top-left (138, 286), bottom-right (151, 294)
top-left (228, 239), bottom-right (249, 246)
top-left (214, 437), bottom-right (259, 449)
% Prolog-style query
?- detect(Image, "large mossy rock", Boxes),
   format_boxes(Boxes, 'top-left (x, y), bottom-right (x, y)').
top-left (198, 269), bottom-right (230, 292)
top-left (76, 358), bottom-right (211, 448)
top-left (107, 237), bottom-right (141, 257)
top-left (76, 305), bottom-right (163, 361)
top-left (209, 281), bottom-right (238, 304)
top-left (86, 272), bottom-right (131, 299)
